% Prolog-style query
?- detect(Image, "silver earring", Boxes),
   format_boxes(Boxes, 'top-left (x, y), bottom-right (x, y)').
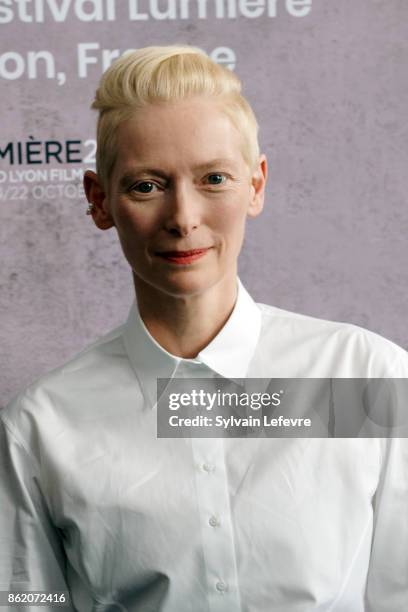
top-left (86, 204), bottom-right (95, 215)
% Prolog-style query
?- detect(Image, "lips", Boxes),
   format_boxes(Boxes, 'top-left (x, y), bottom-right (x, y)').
top-left (155, 247), bottom-right (212, 265)
top-left (157, 248), bottom-right (210, 256)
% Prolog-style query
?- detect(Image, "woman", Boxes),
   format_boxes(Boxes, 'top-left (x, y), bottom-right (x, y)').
top-left (1, 45), bottom-right (407, 612)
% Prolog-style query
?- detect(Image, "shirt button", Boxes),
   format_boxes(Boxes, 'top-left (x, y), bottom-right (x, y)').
top-left (202, 463), bottom-right (215, 473)
top-left (215, 581), bottom-right (228, 592)
top-left (209, 515), bottom-right (219, 527)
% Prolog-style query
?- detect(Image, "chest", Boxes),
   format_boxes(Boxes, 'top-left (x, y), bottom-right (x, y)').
top-left (42, 426), bottom-right (380, 608)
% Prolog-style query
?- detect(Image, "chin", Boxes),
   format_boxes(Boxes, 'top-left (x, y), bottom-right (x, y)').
top-left (137, 268), bottom-right (221, 299)
top-left (160, 274), bottom-right (217, 298)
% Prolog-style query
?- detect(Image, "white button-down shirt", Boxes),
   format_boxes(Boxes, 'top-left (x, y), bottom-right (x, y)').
top-left (1, 277), bottom-right (407, 611)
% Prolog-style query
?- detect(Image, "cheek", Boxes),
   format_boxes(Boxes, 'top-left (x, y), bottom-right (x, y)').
top-left (114, 203), bottom-right (158, 241)
top-left (210, 196), bottom-right (249, 234)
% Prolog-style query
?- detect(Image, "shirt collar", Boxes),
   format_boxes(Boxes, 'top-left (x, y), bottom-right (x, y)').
top-left (122, 276), bottom-right (262, 408)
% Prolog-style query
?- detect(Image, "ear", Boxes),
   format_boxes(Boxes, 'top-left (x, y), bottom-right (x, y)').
top-left (83, 170), bottom-right (115, 230)
top-left (247, 154), bottom-right (267, 219)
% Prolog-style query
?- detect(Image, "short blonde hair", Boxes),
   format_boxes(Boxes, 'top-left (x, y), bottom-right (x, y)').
top-left (91, 44), bottom-right (260, 189)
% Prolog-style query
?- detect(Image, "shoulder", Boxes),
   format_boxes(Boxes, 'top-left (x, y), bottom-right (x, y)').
top-left (255, 301), bottom-right (408, 377)
top-left (1, 321), bottom-right (132, 431)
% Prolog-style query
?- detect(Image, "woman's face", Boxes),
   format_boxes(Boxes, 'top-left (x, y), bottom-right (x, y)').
top-left (90, 96), bottom-right (267, 299)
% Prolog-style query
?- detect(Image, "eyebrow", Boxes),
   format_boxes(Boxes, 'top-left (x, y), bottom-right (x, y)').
top-left (118, 158), bottom-right (237, 188)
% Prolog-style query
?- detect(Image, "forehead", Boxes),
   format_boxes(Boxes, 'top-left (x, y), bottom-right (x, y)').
top-left (114, 97), bottom-right (246, 171)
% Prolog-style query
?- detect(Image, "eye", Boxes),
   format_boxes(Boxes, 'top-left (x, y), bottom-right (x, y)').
top-left (206, 173), bottom-right (227, 186)
top-left (131, 181), bottom-right (158, 194)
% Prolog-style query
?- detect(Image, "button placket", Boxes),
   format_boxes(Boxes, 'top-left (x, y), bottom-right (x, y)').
top-left (192, 436), bottom-right (242, 612)
top-left (177, 363), bottom-right (241, 611)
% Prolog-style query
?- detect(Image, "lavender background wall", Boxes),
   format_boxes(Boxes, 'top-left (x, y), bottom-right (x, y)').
top-left (1, 0), bottom-right (407, 406)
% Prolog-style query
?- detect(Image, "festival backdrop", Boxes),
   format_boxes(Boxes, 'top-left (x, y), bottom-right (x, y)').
top-left (1, 0), bottom-right (407, 406)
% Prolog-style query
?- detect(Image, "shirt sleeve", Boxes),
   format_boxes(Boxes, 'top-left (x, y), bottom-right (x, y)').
top-left (365, 349), bottom-right (408, 611)
top-left (364, 436), bottom-right (408, 611)
top-left (0, 412), bottom-right (76, 612)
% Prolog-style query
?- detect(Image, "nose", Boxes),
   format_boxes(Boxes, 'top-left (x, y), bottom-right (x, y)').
top-left (163, 181), bottom-right (200, 237)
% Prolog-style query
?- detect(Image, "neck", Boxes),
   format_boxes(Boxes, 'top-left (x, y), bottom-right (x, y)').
top-left (133, 272), bottom-right (238, 358)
